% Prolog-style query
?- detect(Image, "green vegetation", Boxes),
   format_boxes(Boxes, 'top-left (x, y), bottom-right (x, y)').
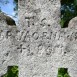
top-left (57, 68), bottom-right (70, 77)
top-left (60, 0), bottom-right (77, 28)
top-left (1, 66), bottom-right (18, 77)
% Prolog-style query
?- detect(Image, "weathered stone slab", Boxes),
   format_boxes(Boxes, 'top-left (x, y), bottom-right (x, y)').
top-left (0, 12), bottom-right (19, 76)
top-left (18, 0), bottom-right (77, 77)
top-left (0, 0), bottom-right (77, 77)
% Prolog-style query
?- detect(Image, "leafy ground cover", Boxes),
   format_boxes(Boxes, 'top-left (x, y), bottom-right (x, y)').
top-left (57, 68), bottom-right (70, 77)
top-left (1, 66), bottom-right (18, 77)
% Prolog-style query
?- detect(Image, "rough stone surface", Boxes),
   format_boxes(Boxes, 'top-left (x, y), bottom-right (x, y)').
top-left (18, 0), bottom-right (77, 77)
top-left (0, 0), bottom-right (77, 77)
top-left (0, 12), bottom-right (19, 76)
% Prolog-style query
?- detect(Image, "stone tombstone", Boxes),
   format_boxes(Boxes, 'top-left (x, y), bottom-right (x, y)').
top-left (0, 12), bottom-right (19, 76)
top-left (0, 0), bottom-right (77, 77)
top-left (18, 0), bottom-right (77, 77)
